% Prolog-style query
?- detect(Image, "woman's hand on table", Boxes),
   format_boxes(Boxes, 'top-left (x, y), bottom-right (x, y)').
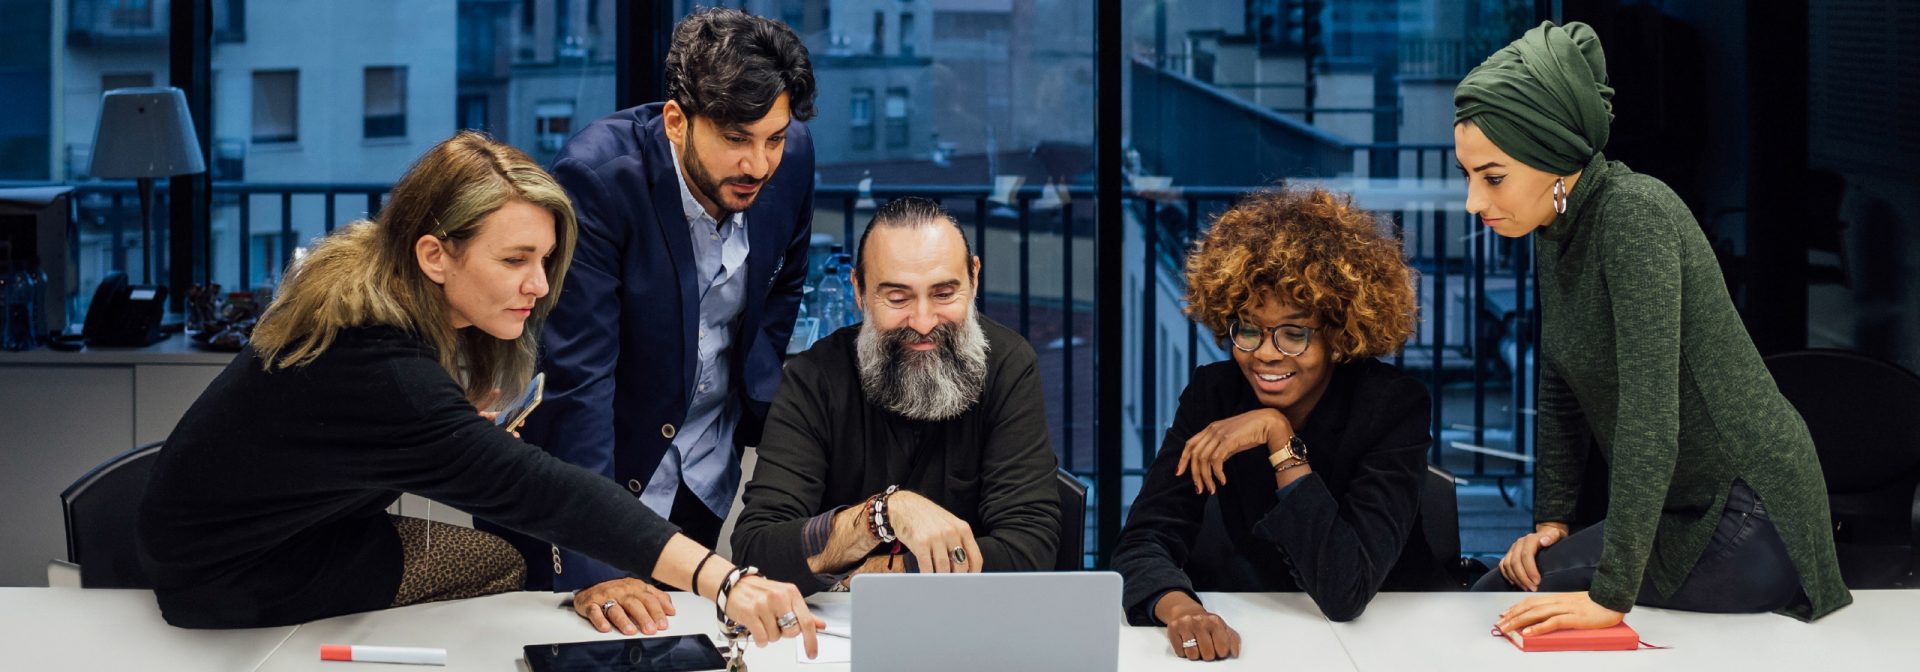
top-left (1496, 591), bottom-right (1623, 637)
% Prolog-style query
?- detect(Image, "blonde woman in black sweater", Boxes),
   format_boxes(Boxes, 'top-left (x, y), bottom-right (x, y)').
top-left (138, 132), bottom-right (820, 657)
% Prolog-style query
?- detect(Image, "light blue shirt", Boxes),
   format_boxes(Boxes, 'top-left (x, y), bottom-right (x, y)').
top-left (639, 144), bottom-right (749, 520)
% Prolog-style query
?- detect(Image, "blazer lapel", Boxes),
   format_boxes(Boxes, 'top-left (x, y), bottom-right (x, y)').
top-left (642, 116), bottom-right (701, 403)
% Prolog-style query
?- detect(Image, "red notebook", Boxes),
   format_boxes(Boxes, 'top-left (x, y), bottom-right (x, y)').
top-left (1492, 622), bottom-right (1642, 652)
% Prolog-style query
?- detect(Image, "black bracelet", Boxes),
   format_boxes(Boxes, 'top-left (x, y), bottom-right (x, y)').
top-left (714, 565), bottom-right (760, 633)
top-left (691, 550), bottom-right (718, 600)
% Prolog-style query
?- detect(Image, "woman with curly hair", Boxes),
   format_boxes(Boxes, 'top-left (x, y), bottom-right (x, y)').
top-left (1454, 22), bottom-right (1847, 638)
top-left (1113, 186), bottom-right (1431, 661)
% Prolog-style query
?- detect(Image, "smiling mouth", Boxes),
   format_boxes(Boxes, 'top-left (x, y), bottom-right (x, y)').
top-left (1256, 372), bottom-right (1295, 382)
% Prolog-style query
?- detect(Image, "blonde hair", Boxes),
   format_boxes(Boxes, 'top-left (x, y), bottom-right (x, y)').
top-left (250, 131), bottom-right (578, 407)
top-left (1184, 186), bottom-right (1418, 362)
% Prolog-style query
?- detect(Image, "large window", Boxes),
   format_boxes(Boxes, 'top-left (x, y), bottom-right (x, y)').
top-left (673, 0), bottom-right (1099, 562)
top-left (198, 0), bottom-right (615, 293)
top-left (1122, 0), bottom-right (1544, 554)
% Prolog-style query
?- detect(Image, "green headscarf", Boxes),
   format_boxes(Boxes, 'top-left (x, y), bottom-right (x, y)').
top-left (1453, 21), bottom-right (1615, 175)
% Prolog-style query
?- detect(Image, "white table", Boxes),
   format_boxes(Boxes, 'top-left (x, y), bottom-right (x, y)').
top-left (4, 587), bottom-right (1917, 670)
top-left (0, 587), bottom-right (295, 671)
top-left (257, 591), bottom-right (1357, 671)
top-left (1340, 591), bottom-right (1920, 671)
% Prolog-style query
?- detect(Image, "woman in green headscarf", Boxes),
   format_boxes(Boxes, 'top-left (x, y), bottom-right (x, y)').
top-left (1453, 21), bottom-right (1850, 637)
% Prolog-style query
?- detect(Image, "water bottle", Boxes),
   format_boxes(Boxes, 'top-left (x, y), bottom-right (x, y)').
top-left (27, 262), bottom-right (48, 345)
top-left (0, 268), bottom-right (31, 352)
top-left (832, 252), bottom-right (860, 326)
top-left (814, 248), bottom-right (845, 336)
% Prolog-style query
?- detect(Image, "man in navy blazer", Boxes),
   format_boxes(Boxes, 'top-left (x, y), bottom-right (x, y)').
top-left (478, 9), bottom-right (817, 635)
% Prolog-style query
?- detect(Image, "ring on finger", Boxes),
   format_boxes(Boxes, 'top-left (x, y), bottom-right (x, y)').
top-left (777, 611), bottom-right (799, 631)
top-left (1181, 638), bottom-right (1199, 649)
top-left (600, 599), bottom-right (618, 613)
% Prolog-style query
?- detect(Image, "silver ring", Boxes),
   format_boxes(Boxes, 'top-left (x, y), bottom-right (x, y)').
top-left (777, 611), bottom-right (799, 630)
top-left (950, 545), bottom-right (969, 565)
top-left (600, 599), bottom-right (618, 613)
top-left (1181, 638), bottom-right (1199, 649)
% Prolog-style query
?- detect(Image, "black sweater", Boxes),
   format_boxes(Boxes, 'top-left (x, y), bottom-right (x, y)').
top-left (730, 316), bottom-right (1061, 594)
top-left (1113, 358), bottom-right (1433, 623)
top-left (137, 326), bottom-right (679, 628)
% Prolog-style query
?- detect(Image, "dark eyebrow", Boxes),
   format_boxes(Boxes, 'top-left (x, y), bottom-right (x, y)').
top-left (724, 119), bottom-right (793, 137)
top-left (1470, 161), bottom-right (1503, 173)
top-left (500, 244), bottom-right (541, 254)
top-left (878, 279), bottom-right (963, 292)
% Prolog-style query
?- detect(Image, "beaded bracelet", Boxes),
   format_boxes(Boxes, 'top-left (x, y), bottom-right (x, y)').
top-left (867, 485), bottom-right (900, 543)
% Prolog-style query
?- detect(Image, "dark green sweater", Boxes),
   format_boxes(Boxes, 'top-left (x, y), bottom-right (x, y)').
top-left (1533, 153), bottom-right (1850, 620)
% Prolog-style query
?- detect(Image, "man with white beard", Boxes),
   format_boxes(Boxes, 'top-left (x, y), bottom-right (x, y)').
top-left (730, 197), bottom-right (1062, 592)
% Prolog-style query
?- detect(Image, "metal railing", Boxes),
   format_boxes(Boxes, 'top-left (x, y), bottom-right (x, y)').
top-left (17, 176), bottom-right (1537, 564)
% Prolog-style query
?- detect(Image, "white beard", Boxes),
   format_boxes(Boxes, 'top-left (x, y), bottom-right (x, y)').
top-left (855, 305), bottom-right (990, 421)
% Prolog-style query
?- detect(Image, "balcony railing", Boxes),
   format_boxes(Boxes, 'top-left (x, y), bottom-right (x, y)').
top-left (15, 175), bottom-right (1538, 566)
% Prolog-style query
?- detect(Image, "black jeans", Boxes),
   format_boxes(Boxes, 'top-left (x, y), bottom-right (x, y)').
top-left (1472, 480), bottom-right (1800, 613)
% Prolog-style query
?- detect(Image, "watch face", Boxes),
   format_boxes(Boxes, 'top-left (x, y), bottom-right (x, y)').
top-left (1289, 435), bottom-right (1309, 461)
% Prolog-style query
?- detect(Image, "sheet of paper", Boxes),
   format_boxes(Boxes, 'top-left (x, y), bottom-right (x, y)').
top-left (797, 633), bottom-right (851, 665)
top-left (797, 600), bottom-right (854, 665)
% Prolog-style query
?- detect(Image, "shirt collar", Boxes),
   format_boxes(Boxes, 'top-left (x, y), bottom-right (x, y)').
top-left (668, 141), bottom-right (744, 231)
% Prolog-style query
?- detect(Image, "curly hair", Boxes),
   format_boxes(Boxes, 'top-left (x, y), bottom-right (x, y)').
top-left (1184, 187), bottom-right (1419, 362)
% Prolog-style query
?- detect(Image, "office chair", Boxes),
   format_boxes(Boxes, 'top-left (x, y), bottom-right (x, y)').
top-left (1765, 349), bottom-right (1920, 589)
top-left (1055, 468), bottom-right (1089, 570)
top-left (59, 441), bottom-right (164, 589)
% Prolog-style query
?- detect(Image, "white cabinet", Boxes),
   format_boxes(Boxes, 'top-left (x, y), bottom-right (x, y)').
top-left (0, 335), bottom-right (232, 586)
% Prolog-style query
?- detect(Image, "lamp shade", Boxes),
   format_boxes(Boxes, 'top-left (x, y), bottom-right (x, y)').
top-left (88, 87), bottom-right (206, 179)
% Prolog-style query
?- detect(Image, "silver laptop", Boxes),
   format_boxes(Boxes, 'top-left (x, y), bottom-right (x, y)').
top-left (850, 571), bottom-right (1121, 671)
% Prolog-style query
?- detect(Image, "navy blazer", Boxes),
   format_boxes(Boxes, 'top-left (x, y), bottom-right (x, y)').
top-left (483, 103), bottom-right (814, 590)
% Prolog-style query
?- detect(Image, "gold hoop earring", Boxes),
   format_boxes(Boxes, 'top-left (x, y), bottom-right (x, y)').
top-left (1552, 177), bottom-right (1568, 215)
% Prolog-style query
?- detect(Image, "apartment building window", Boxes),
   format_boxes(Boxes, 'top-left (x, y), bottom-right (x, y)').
top-left (884, 87), bottom-right (909, 148)
top-left (109, 0), bottom-right (155, 30)
top-left (363, 66), bottom-right (407, 139)
top-left (850, 89), bottom-right (874, 150)
top-left (100, 72), bottom-right (154, 92)
top-left (251, 70), bottom-right (299, 144)
top-left (900, 12), bottom-right (915, 57)
top-left (873, 11), bottom-right (886, 55)
top-left (535, 100), bottom-right (575, 152)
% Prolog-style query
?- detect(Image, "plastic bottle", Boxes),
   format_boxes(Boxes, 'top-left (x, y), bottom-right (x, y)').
top-left (27, 262), bottom-right (48, 344)
top-left (831, 252), bottom-right (860, 326)
top-left (813, 246), bottom-right (846, 336)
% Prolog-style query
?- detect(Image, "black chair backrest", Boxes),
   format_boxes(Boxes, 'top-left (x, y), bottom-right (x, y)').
top-left (60, 441), bottom-right (164, 588)
top-left (1055, 468), bottom-right (1088, 570)
top-left (1764, 350), bottom-right (1920, 495)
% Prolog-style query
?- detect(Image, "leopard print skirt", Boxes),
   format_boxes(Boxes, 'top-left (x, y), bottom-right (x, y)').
top-left (389, 515), bottom-right (527, 607)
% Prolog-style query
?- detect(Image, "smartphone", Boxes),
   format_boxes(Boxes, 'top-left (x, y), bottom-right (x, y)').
top-left (522, 634), bottom-right (729, 672)
top-left (496, 372), bottom-right (545, 433)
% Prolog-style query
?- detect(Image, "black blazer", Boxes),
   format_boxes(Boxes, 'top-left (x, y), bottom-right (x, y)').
top-left (1113, 358), bottom-right (1435, 623)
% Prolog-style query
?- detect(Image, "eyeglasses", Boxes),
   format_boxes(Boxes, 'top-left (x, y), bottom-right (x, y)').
top-left (1228, 319), bottom-right (1315, 356)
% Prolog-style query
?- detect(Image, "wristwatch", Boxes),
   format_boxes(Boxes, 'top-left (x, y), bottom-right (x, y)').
top-left (1267, 434), bottom-right (1309, 469)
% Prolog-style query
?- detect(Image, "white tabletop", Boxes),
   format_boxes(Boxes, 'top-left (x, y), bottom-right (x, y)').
top-left (4, 587), bottom-right (1916, 671)
top-left (0, 587), bottom-right (296, 671)
top-left (1339, 591), bottom-right (1920, 671)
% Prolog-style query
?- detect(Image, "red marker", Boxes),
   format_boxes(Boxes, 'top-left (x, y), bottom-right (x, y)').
top-left (320, 645), bottom-right (447, 666)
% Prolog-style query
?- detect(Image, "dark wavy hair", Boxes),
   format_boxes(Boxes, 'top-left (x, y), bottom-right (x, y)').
top-left (665, 8), bottom-right (818, 125)
top-left (1184, 187), bottom-right (1419, 362)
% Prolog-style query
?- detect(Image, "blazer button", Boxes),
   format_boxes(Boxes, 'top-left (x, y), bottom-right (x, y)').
top-left (661, 423), bottom-right (677, 439)
top-left (627, 479), bottom-right (643, 493)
